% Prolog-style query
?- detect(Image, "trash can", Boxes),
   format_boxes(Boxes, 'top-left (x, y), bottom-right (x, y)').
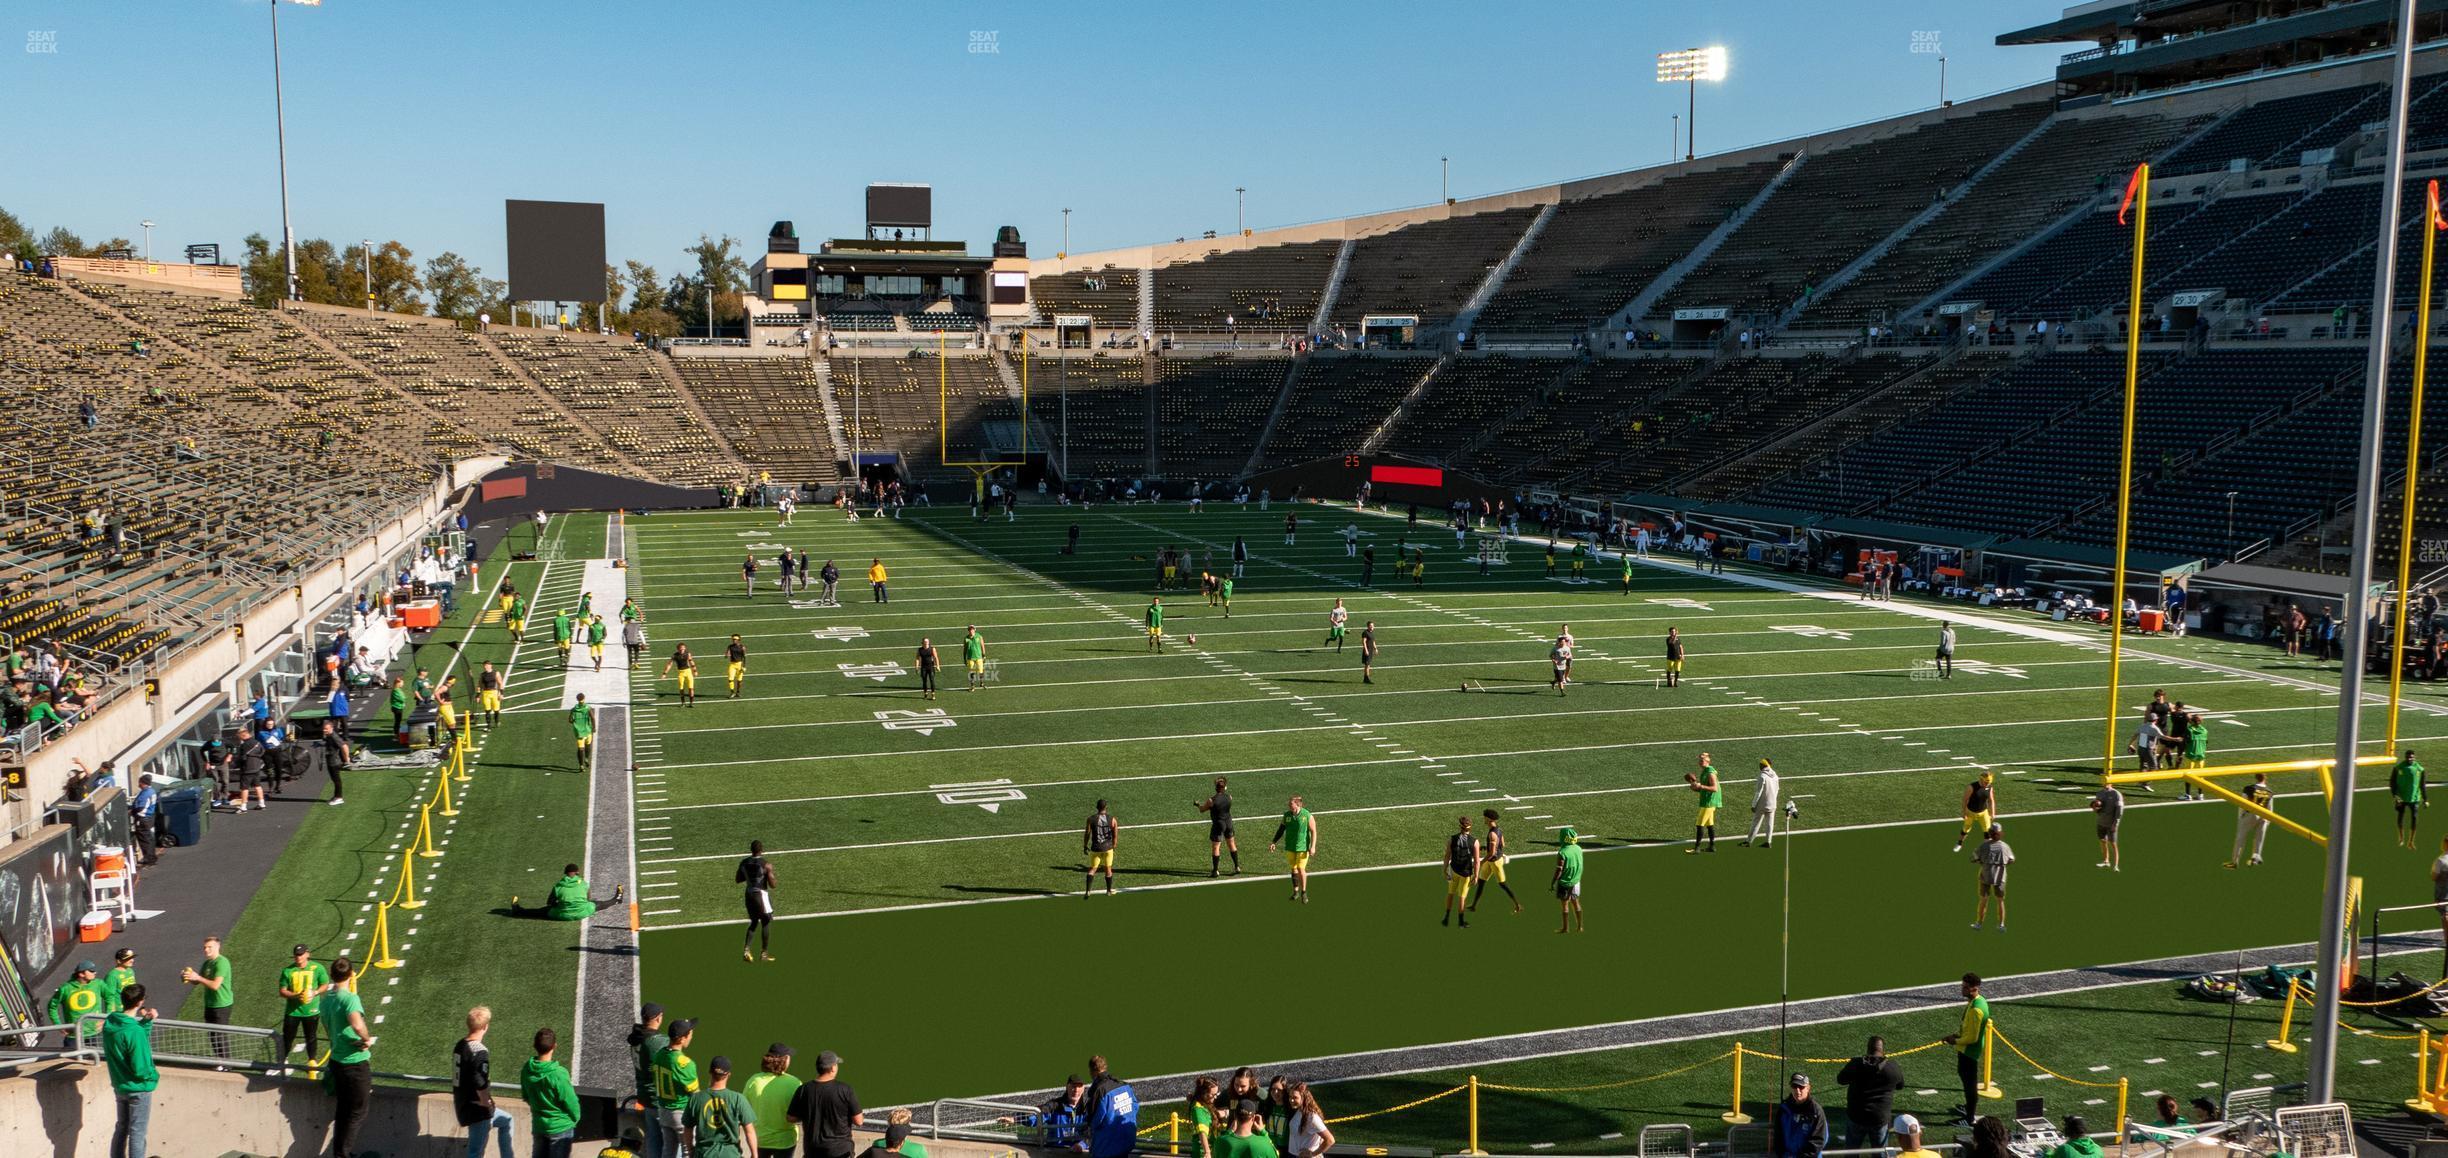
top-left (157, 782), bottom-right (209, 848)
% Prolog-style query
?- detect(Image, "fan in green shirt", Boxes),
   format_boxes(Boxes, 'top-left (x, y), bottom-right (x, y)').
top-left (653, 1025), bottom-right (702, 1111)
top-left (185, 942), bottom-right (235, 1012)
top-left (684, 1057), bottom-right (757, 1158)
top-left (102, 950), bottom-right (138, 1004)
top-left (522, 1029), bottom-right (584, 1138)
top-left (321, 982), bottom-right (372, 1066)
top-left (2396, 750), bottom-right (2429, 848)
top-left (278, 954), bottom-right (329, 1019)
top-left (46, 963), bottom-right (108, 1039)
top-left (740, 1049), bottom-right (804, 1156)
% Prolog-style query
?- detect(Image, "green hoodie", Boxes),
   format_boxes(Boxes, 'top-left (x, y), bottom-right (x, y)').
top-left (546, 873), bottom-right (598, 921)
top-left (522, 1056), bottom-right (582, 1134)
top-left (102, 1010), bottom-right (158, 1093)
top-left (48, 975), bottom-right (109, 1031)
top-left (2047, 1138), bottom-right (2103, 1158)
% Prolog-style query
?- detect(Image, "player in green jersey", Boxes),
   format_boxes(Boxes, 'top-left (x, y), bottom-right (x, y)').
top-left (1552, 826), bottom-right (1585, 933)
top-left (963, 626), bottom-right (987, 691)
top-left (1146, 597), bottom-right (1165, 652)
top-left (1268, 795), bottom-right (1318, 903)
top-left (1685, 753), bottom-right (1722, 853)
top-left (552, 610), bottom-right (574, 665)
top-left (570, 694), bottom-right (595, 769)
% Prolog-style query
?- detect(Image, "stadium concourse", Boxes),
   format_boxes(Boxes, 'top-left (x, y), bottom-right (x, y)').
top-left (35, 11), bottom-right (2448, 1158)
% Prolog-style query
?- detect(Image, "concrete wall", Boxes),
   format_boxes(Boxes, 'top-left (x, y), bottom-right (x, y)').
top-left (49, 258), bottom-right (242, 297)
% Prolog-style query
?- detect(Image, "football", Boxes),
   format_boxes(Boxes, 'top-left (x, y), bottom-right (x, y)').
top-left (1186, 634), bottom-right (1197, 645)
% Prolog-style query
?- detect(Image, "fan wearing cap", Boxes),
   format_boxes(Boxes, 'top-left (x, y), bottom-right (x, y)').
top-left (275, 944), bottom-right (329, 1075)
top-left (1550, 828), bottom-right (1586, 934)
top-left (652, 1018), bottom-right (704, 1151)
top-left (684, 1053), bottom-right (759, 1158)
top-left (1890, 1115), bottom-right (1928, 1157)
top-left (627, 1004), bottom-right (670, 1158)
top-left (45, 959), bottom-right (108, 1046)
top-left (740, 1042), bottom-right (803, 1158)
top-left (789, 1049), bottom-right (864, 1158)
top-left (102, 947), bottom-right (139, 1004)
top-left (1769, 1072), bottom-right (1828, 1158)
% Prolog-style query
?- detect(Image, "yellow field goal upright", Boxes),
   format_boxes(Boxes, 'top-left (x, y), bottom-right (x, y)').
top-left (938, 331), bottom-right (1030, 497)
top-left (2102, 754), bottom-right (2396, 846)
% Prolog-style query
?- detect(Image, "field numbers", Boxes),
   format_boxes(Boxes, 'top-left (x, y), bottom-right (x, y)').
top-left (839, 661), bottom-right (906, 682)
top-left (931, 776), bottom-right (1025, 813)
top-left (809, 626), bottom-right (871, 643)
top-left (1771, 624), bottom-right (1854, 641)
top-left (1954, 659), bottom-right (2027, 679)
top-left (877, 708), bottom-right (956, 736)
top-left (1648, 597), bottom-right (1714, 611)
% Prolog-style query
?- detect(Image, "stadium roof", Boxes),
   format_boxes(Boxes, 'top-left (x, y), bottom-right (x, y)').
top-left (1986, 538), bottom-right (2203, 579)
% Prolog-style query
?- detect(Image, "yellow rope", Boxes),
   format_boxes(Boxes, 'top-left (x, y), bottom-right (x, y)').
top-left (1481, 1049), bottom-right (1737, 1094)
top-left (1738, 1040), bottom-right (1950, 1065)
top-left (2309, 976), bottom-right (2448, 1009)
top-left (1323, 1083), bottom-right (1468, 1125)
top-left (1990, 1026), bottom-right (2121, 1089)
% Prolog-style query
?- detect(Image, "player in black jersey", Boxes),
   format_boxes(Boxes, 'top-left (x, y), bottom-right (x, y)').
top-left (476, 662), bottom-right (506, 728)
top-left (1082, 800), bottom-right (1118, 897)
top-left (1195, 776), bottom-right (1240, 877)
top-left (736, 840), bottom-right (777, 962)
top-left (725, 635), bottom-right (748, 699)
top-left (661, 643), bottom-right (699, 707)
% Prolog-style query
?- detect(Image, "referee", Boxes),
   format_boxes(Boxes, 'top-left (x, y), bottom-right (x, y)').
top-left (737, 841), bottom-right (776, 962)
top-left (1197, 777), bottom-right (1239, 877)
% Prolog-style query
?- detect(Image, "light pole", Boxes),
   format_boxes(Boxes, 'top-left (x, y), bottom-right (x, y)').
top-left (140, 221), bottom-right (155, 262)
top-left (1657, 47), bottom-right (1729, 163)
top-left (267, 0), bottom-right (307, 302)
top-left (1670, 114), bottom-right (1679, 165)
top-left (1441, 157), bottom-right (1449, 203)
top-left (1939, 55), bottom-right (1949, 106)
top-left (2225, 490), bottom-right (2239, 556)
top-left (1061, 208), bottom-right (1071, 270)
top-left (1236, 187), bottom-right (1246, 235)
top-left (362, 239), bottom-right (372, 311)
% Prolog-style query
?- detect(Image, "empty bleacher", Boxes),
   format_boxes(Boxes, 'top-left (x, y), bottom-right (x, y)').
top-left (1030, 268), bottom-right (1141, 327)
top-left (828, 353), bottom-right (1014, 482)
top-left (2161, 84), bottom-right (2380, 173)
top-left (1691, 350), bottom-right (2016, 501)
top-left (670, 357), bottom-right (839, 484)
top-left (1258, 357), bottom-right (1433, 466)
top-left (1376, 357), bottom-right (1571, 463)
top-left (1329, 208), bottom-right (1539, 329)
top-left (1460, 358), bottom-right (1703, 483)
top-left (1020, 354), bottom-right (1152, 478)
top-left (1153, 358), bottom-right (1283, 479)
top-left (1471, 161), bottom-right (1781, 333)
top-left (1662, 103), bottom-right (2053, 319)
top-left (1150, 242), bottom-right (1340, 331)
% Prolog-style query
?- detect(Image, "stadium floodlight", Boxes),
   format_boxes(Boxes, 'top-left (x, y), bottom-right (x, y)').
top-left (1657, 46), bottom-right (1728, 162)
top-left (268, 0), bottom-right (324, 302)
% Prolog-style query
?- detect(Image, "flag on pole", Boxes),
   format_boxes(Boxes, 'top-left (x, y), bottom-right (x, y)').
top-left (2431, 179), bottom-right (2445, 231)
top-left (2117, 164), bottom-right (2147, 225)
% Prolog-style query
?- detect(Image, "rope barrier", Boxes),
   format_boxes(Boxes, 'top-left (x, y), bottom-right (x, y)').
top-left (1989, 1026), bottom-right (2119, 1088)
top-left (1735, 1040), bottom-right (1950, 1065)
top-left (1480, 1049), bottom-right (1736, 1094)
top-left (1323, 1082), bottom-right (1467, 1125)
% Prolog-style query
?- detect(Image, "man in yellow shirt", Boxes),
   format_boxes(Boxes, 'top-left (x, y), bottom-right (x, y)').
top-left (868, 558), bottom-right (889, 603)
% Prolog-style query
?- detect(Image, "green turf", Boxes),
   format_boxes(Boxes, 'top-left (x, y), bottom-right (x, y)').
top-left (621, 504), bottom-right (2448, 1104)
top-left (194, 514), bottom-right (608, 1079)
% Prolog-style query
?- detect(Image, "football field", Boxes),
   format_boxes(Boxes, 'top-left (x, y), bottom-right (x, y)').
top-left (613, 504), bottom-right (2448, 1105)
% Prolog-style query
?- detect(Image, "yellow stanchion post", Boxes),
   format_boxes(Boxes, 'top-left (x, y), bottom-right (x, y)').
top-left (1464, 1075), bottom-right (1486, 1155)
top-left (435, 771), bottom-right (459, 818)
top-left (1978, 1022), bottom-right (2004, 1099)
top-left (1168, 1112), bottom-right (1180, 1156)
top-left (2115, 1078), bottom-right (2128, 1140)
top-left (367, 902), bottom-right (402, 969)
top-left (394, 853), bottom-right (424, 911)
top-left (2266, 981), bottom-right (2301, 1052)
top-left (455, 725), bottom-right (472, 782)
top-left (2410, 1028), bottom-right (2433, 1111)
top-left (1724, 1045), bottom-right (1753, 1124)
top-left (2433, 1032), bottom-right (2448, 1104)
top-left (415, 803), bottom-right (443, 859)
top-left (2318, 762), bottom-right (2335, 808)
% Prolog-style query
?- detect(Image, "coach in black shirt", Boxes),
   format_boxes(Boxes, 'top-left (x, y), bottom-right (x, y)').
top-left (1835, 1036), bottom-right (1905, 1151)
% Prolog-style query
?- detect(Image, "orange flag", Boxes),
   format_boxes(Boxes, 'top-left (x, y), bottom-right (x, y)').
top-left (2431, 179), bottom-right (2446, 231)
top-left (2117, 164), bottom-right (2147, 226)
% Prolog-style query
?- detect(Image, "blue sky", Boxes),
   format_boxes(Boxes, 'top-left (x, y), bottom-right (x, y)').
top-left (4, 0), bottom-right (2076, 283)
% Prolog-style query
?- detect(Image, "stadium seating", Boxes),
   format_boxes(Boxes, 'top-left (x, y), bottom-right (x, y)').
top-left (1376, 357), bottom-right (1573, 462)
top-left (1662, 103), bottom-right (2053, 319)
top-left (1018, 354), bottom-right (1152, 478)
top-left (1461, 358), bottom-right (1705, 483)
top-left (1692, 351), bottom-right (2017, 501)
top-left (1257, 356), bottom-right (1435, 466)
top-left (2160, 83), bottom-right (2380, 173)
top-left (1471, 161), bottom-right (1782, 333)
top-left (1153, 358), bottom-right (1284, 479)
top-left (488, 333), bottom-right (734, 484)
top-left (1150, 242), bottom-right (1340, 331)
top-left (669, 357), bottom-right (840, 484)
top-left (1329, 208), bottom-right (1540, 329)
top-left (1804, 112), bottom-right (2193, 327)
top-left (828, 354), bottom-right (1013, 483)
top-left (1030, 267), bottom-right (1141, 327)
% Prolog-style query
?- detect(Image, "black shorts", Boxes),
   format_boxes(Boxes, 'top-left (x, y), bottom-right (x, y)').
top-left (1209, 821), bottom-right (1234, 841)
top-left (745, 890), bottom-right (773, 921)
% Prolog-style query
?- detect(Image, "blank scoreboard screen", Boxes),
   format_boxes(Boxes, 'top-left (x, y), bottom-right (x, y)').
top-left (1371, 464), bottom-right (1444, 487)
top-left (504, 199), bottom-right (607, 302)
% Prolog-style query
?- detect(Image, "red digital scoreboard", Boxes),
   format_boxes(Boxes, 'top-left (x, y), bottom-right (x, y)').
top-left (1369, 464), bottom-right (1444, 488)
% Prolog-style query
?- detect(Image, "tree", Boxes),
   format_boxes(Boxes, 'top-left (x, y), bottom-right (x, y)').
top-left (239, 233), bottom-right (285, 305)
top-left (625, 261), bottom-right (664, 315)
top-left (0, 206), bottom-right (32, 260)
top-left (39, 227), bottom-right (86, 257)
top-left (425, 251), bottom-right (503, 323)
top-left (667, 234), bottom-right (750, 336)
top-left (338, 239), bottom-right (425, 313)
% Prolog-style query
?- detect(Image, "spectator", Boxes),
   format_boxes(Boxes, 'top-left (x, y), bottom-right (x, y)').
top-left (741, 1044), bottom-right (802, 1158)
top-left (47, 959), bottom-right (106, 1045)
top-left (788, 1048), bottom-right (862, 1158)
top-left (653, 1018), bottom-right (704, 1152)
top-left (129, 775), bottom-right (160, 867)
top-left (2147, 1095), bottom-right (2190, 1135)
top-left (1001, 1075), bottom-right (1090, 1149)
top-left (2043, 1116), bottom-right (2101, 1158)
top-left (1891, 1114), bottom-right (1928, 1157)
top-left (1184, 1076), bottom-right (1222, 1158)
top-left (1084, 1055), bottom-right (1139, 1158)
top-left (322, 957), bottom-right (376, 1158)
top-left (1834, 1037), bottom-right (1903, 1150)
top-left (179, 935), bottom-right (236, 1060)
top-left (627, 1004), bottom-right (670, 1158)
top-left (1283, 1084), bottom-right (1334, 1158)
top-left (102, 982), bottom-right (158, 1158)
top-left (682, 1055), bottom-right (758, 1158)
top-left (1216, 1100), bottom-right (1280, 1158)
top-left (1943, 974), bottom-right (1993, 1125)
top-left (524, 1026), bottom-right (583, 1158)
top-left (1770, 1072), bottom-right (1827, 1158)
top-left (1966, 1117), bottom-right (2012, 1158)
top-left (276, 944), bottom-right (328, 1074)
top-left (883, 1107), bottom-right (929, 1158)
top-left (455, 1005), bottom-right (514, 1158)
top-left (2092, 782), bottom-right (2123, 872)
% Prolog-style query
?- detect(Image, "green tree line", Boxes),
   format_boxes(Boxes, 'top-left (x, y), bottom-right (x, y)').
top-left (3, 205), bottom-right (760, 339)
